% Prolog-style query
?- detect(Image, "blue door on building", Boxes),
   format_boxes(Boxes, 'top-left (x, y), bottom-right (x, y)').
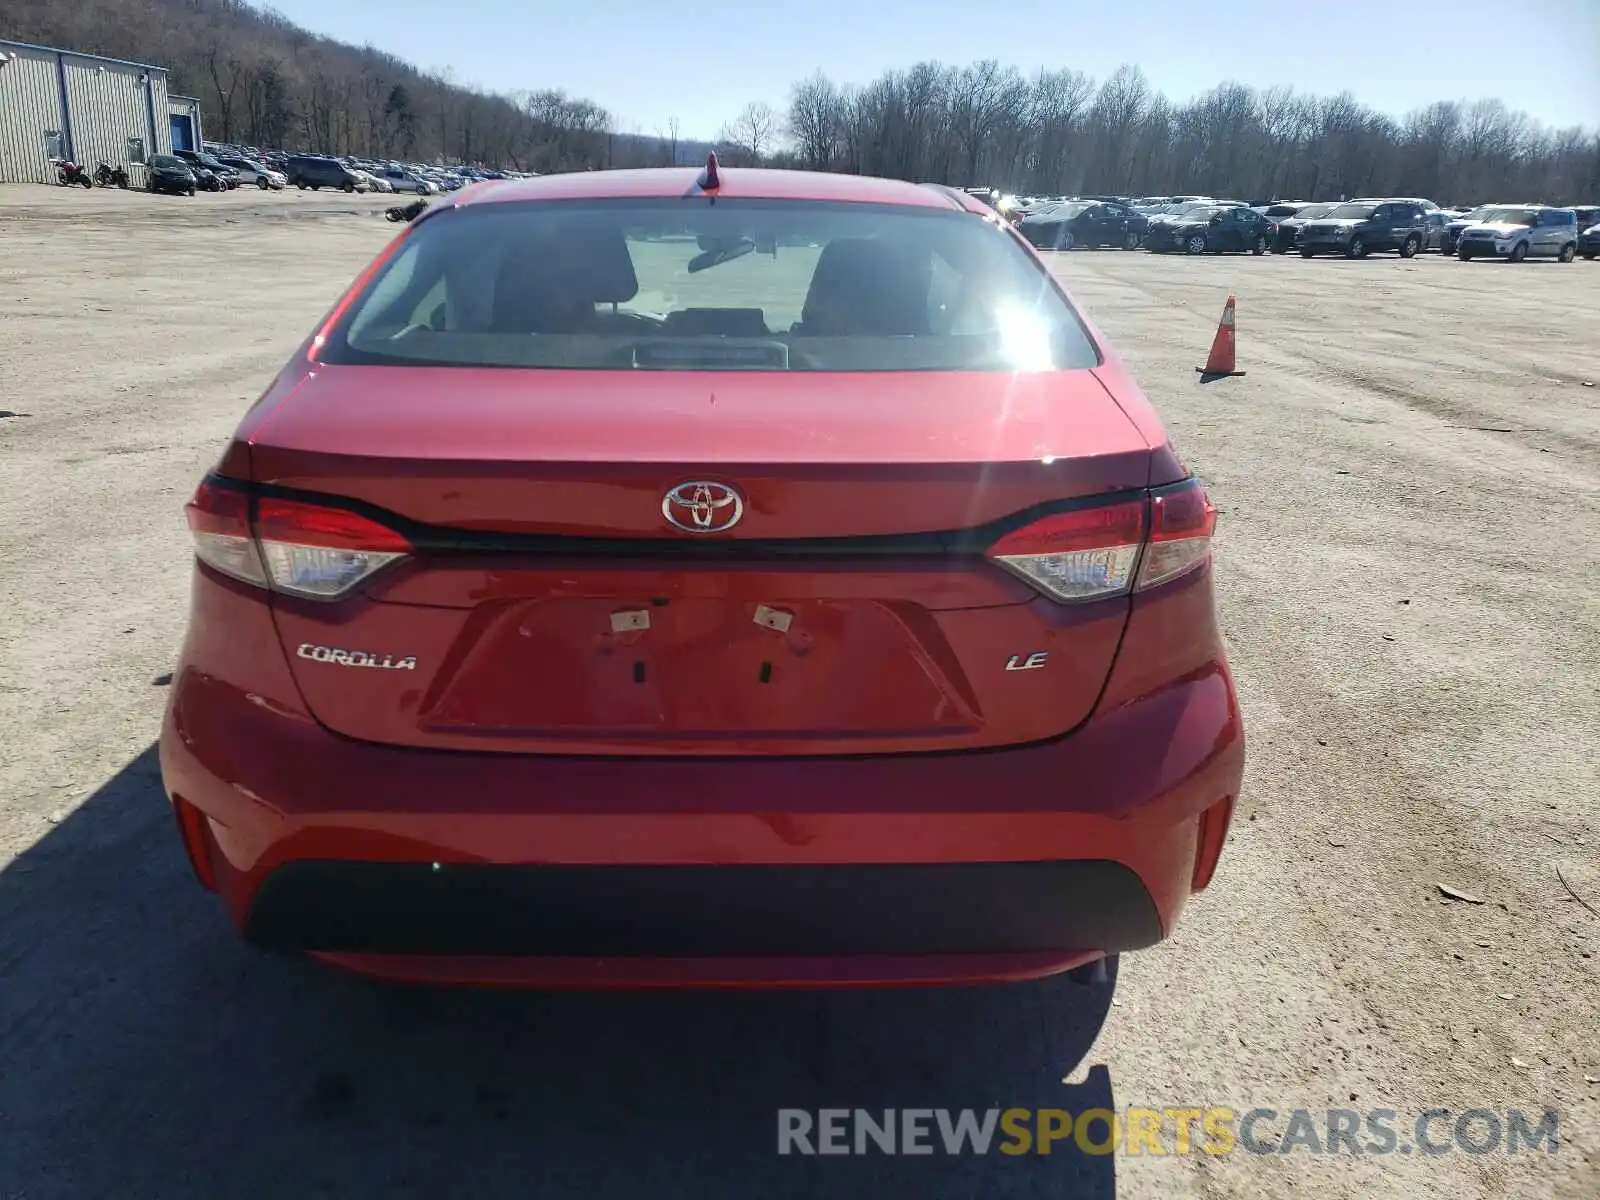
top-left (170, 115), bottom-right (194, 153)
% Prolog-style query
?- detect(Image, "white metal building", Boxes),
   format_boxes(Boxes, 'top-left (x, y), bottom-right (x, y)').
top-left (0, 40), bottom-right (199, 189)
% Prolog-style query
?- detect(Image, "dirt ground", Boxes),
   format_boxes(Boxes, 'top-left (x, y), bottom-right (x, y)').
top-left (0, 184), bottom-right (1595, 1200)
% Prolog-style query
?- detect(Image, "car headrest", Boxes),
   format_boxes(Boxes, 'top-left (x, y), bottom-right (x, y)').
top-left (492, 225), bottom-right (638, 332)
top-left (799, 238), bottom-right (930, 337)
top-left (552, 223), bottom-right (639, 305)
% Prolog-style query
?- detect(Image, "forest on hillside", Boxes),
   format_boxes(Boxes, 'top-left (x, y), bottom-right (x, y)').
top-left (4, 0), bottom-right (665, 170)
top-left (7, 0), bottom-right (1596, 201)
top-left (783, 65), bottom-right (1599, 204)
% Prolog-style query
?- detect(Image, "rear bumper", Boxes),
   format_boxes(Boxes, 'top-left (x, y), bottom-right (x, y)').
top-left (159, 569), bottom-right (1244, 987)
top-left (244, 859), bottom-right (1162, 957)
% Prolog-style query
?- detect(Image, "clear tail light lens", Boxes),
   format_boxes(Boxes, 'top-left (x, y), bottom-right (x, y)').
top-left (986, 478), bottom-right (1216, 604)
top-left (185, 481), bottom-right (410, 600)
top-left (185, 481), bottom-right (268, 587)
top-left (986, 499), bottom-right (1146, 602)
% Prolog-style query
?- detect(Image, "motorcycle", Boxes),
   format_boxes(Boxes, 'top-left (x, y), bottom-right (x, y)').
top-left (386, 198), bottom-right (430, 223)
top-left (53, 158), bottom-right (94, 189)
top-left (94, 162), bottom-right (130, 189)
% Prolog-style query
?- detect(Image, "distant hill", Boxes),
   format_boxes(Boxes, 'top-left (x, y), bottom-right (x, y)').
top-left (5, 0), bottom-right (693, 170)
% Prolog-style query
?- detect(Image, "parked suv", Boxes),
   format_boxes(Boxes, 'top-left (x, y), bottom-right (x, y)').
top-left (1298, 200), bottom-right (1430, 258)
top-left (285, 155), bottom-right (362, 192)
top-left (1457, 206), bottom-right (1579, 262)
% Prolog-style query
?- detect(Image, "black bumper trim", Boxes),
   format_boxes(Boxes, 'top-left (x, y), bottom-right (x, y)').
top-left (244, 860), bottom-right (1165, 957)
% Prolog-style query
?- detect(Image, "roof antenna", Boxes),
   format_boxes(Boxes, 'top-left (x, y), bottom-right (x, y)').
top-left (699, 151), bottom-right (720, 192)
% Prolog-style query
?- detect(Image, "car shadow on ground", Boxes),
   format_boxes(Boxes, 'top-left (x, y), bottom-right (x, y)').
top-left (0, 746), bottom-right (1120, 1199)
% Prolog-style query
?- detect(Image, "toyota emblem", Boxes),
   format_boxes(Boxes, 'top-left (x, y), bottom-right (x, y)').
top-left (662, 481), bottom-right (744, 534)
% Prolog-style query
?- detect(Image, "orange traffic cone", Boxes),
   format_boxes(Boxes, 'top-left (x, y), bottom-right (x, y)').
top-left (1196, 296), bottom-right (1246, 378)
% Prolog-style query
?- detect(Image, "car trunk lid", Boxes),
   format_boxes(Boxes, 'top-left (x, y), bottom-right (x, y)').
top-left (252, 365), bottom-right (1153, 756)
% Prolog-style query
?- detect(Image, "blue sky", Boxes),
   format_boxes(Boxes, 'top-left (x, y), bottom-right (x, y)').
top-left (268, 0), bottom-right (1599, 140)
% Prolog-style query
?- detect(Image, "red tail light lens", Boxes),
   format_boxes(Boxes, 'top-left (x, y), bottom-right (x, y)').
top-left (987, 479), bottom-right (1216, 603)
top-left (185, 481), bottom-right (410, 600)
top-left (1136, 478), bottom-right (1216, 591)
top-left (254, 497), bottom-right (411, 553)
top-left (987, 500), bottom-right (1146, 602)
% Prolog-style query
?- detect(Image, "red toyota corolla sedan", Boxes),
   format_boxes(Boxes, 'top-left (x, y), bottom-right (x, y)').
top-left (159, 163), bottom-right (1244, 988)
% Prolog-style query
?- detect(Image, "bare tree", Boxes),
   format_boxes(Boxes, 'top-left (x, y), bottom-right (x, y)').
top-left (204, 44), bottom-right (241, 144)
top-left (788, 72), bottom-right (845, 169)
top-left (719, 101), bottom-right (778, 164)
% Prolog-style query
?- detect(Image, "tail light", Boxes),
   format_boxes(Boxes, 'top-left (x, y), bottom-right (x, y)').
top-left (986, 478), bottom-right (1215, 603)
top-left (185, 479), bottom-right (409, 600)
top-left (987, 499), bottom-right (1145, 602)
top-left (1138, 478), bottom-right (1216, 590)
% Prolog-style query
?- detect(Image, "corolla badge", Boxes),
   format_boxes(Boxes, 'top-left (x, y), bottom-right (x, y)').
top-left (662, 481), bottom-right (744, 534)
top-left (297, 644), bottom-right (417, 670)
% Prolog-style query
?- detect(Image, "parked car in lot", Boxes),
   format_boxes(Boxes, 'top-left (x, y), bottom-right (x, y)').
top-left (347, 170), bottom-right (392, 194)
top-left (376, 166), bottom-right (438, 195)
top-left (1419, 210), bottom-right (1452, 251)
top-left (1017, 199), bottom-right (1149, 250)
top-left (160, 166), bottom-right (1243, 989)
top-left (1148, 205), bottom-right (1272, 255)
top-left (215, 155), bottom-right (287, 190)
top-left (1578, 220), bottom-right (1600, 260)
top-left (1265, 202), bottom-right (1336, 252)
top-left (1437, 205), bottom-right (1496, 257)
top-left (175, 150), bottom-right (239, 190)
top-left (286, 155), bottom-right (363, 192)
top-left (1298, 200), bottom-right (1430, 258)
top-left (1456, 206), bottom-right (1579, 262)
top-left (1142, 200), bottom-right (1247, 245)
top-left (147, 154), bottom-right (197, 196)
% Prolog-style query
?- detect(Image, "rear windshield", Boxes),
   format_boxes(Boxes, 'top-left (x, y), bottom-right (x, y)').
top-left (1327, 203), bottom-right (1378, 219)
top-left (326, 199), bottom-right (1100, 373)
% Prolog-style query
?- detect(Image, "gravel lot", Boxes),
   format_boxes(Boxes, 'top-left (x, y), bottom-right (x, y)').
top-left (0, 185), bottom-right (1595, 1200)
